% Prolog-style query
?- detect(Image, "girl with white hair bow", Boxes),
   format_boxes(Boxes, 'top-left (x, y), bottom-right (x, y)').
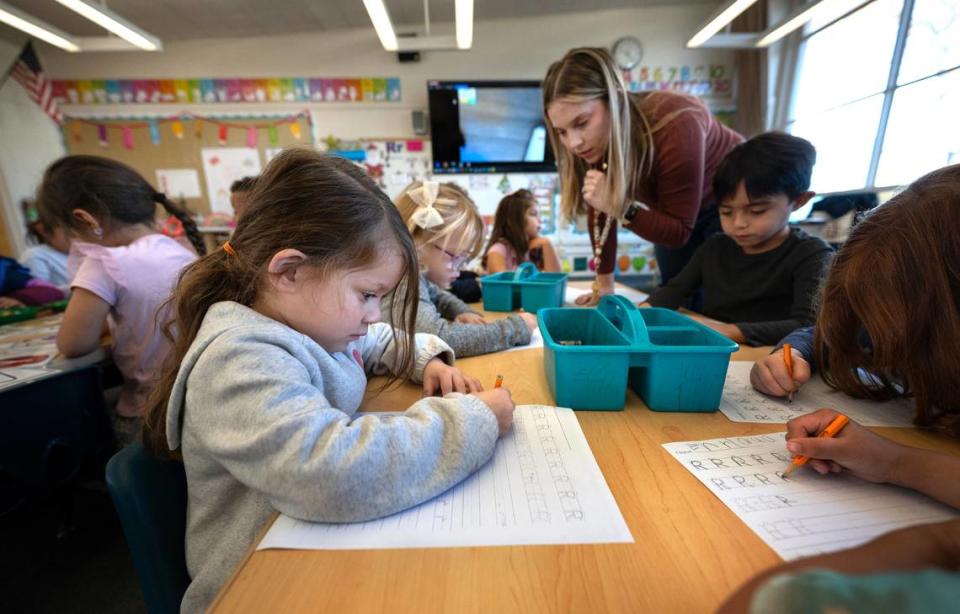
top-left (382, 180), bottom-right (538, 358)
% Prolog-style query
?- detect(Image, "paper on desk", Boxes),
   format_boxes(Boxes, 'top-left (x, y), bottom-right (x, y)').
top-left (0, 319), bottom-right (62, 390)
top-left (258, 405), bottom-right (632, 551)
top-left (719, 362), bottom-right (915, 427)
top-left (501, 326), bottom-right (543, 353)
top-left (563, 287), bottom-right (649, 306)
top-left (663, 433), bottom-right (958, 561)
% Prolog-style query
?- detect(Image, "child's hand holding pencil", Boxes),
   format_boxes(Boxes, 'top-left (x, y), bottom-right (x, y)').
top-left (750, 345), bottom-right (812, 399)
top-left (784, 408), bottom-right (904, 482)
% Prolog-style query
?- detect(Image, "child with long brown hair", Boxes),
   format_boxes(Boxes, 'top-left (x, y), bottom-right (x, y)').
top-left (383, 180), bottom-right (538, 357)
top-left (36, 155), bottom-right (202, 443)
top-left (483, 189), bottom-right (561, 273)
top-left (728, 164), bottom-right (960, 612)
top-left (750, 163), bottom-right (960, 432)
top-left (141, 150), bottom-right (514, 612)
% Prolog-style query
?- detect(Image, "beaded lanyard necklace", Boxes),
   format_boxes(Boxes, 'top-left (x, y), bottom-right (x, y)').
top-left (591, 161), bottom-right (614, 302)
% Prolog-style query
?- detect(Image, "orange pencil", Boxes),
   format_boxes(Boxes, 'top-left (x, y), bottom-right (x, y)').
top-left (783, 413), bottom-right (849, 477)
top-left (494, 374), bottom-right (503, 388)
top-left (783, 343), bottom-right (795, 403)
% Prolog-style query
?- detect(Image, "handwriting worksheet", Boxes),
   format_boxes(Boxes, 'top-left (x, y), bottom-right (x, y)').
top-left (0, 318), bottom-right (62, 391)
top-left (258, 405), bottom-right (632, 551)
top-left (719, 361), bottom-right (915, 427)
top-left (663, 433), bottom-right (957, 560)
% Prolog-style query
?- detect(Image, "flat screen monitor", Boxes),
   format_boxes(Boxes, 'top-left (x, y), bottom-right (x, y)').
top-left (428, 80), bottom-right (556, 174)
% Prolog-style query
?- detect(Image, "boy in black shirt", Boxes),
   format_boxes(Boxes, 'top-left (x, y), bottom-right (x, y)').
top-left (645, 132), bottom-right (832, 346)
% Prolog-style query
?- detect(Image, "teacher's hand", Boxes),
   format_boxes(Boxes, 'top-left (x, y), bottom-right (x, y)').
top-left (582, 170), bottom-right (617, 217)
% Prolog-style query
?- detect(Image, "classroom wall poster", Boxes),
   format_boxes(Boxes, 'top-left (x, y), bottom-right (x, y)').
top-left (200, 148), bottom-right (262, 214)
top-left (156, 169), bottom-right (202, 200)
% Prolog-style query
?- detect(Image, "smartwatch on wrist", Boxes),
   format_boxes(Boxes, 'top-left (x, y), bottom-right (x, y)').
top-left (623, 201), bottom-right (648, 222)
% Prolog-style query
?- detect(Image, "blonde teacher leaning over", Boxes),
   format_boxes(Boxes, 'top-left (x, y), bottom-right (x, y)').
top-left (543, 47), bottom-right (743, 303)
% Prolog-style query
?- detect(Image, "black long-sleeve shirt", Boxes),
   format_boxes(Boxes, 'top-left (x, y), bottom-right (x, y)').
top-left (647, 227), bottom-right (833, 346)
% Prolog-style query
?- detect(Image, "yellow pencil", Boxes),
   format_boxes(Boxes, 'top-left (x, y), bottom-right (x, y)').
top-left (783, 343), bottom-right (795, 403)
top-left (783, 414), bottom-right (849, 477)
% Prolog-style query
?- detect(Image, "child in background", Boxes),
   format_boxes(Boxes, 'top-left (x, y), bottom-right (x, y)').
top-left (644, 132), bottom-right (832, 346)
top-left (20, 198), bottom-right (72, 290)
top-left (384, 180), bottom-right (538, 357)
top-left (229, 176), bottom-right (257, 220)
top-left (0, 255), bottom-right (65, 307)
top-left (483, 189), bottom-right (561, 273)
top-left (718, 409), bottom-right (960, 614)
top-left (142, 150), bottom-right (513, 612)
top-left (751, 164), bottom-right (960, 434)
top-left (36, 155), bottom-right (203, 444)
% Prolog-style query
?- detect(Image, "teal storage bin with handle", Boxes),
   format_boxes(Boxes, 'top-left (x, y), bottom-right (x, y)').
top-left (538, 296), bottom-right (637, 410)
top-left (539, 295), bottom-right (738, 411)
top-left (628, 304), bottom-right (739, 411)
top-left (480, 262), bottom-right (567, 313)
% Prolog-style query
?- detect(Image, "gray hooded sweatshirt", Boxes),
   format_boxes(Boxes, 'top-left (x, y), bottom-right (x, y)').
top-left (166, 302), bottom-right (499, 612)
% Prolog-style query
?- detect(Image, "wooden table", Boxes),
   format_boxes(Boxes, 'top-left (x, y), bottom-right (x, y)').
top-left (210, 295), bottom-right (960, 613)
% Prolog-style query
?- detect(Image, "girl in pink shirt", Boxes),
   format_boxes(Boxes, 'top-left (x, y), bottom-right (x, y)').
top-left (482, 189), bottom-right (561, 274)
top-left (36, 155), bottom-right (204, 444)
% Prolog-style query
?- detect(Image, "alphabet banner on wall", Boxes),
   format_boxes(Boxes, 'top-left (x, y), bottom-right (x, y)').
top-left (51, 77), bottom-right (402, 105)
top-left (624, 64), bottom-right (735, 107)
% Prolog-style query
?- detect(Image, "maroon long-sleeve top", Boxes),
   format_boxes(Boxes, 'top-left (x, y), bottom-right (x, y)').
top-left (588, 91), bottom-right (743, 274)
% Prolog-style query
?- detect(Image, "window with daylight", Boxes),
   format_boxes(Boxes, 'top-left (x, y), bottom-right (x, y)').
top-left (787, 0), bottom-right (960, 192)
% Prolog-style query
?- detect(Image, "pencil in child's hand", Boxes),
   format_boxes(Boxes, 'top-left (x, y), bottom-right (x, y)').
top-left (783, 413), bottom-right (849, 477)
top-left (782, 343), bottom-right (795, 403)
top-left (494, 374), bottom-right (503, 388)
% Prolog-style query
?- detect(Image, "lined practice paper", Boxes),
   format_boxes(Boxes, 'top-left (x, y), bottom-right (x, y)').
top-left (663, 433), bottom-right (957, 560)
top-left (259, 405), bottom-right (632, 550)
top-left (719, 362), bottom-right (915, 427)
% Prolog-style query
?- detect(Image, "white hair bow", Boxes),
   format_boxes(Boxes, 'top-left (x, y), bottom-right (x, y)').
top-left (407, 180), bottom-right (454, 230)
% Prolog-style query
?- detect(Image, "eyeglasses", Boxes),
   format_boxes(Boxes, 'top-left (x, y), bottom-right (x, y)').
top-left (431, 243), bottom-right (469, 268)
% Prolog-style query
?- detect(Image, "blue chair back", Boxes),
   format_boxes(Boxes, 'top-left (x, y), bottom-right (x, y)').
top-left (105, 442), bottom-right (190, 614)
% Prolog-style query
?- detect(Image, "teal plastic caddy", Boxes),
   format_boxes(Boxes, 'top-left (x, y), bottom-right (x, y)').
top-left (539, 295), bottom-right (739, 411)
top-left (480, 262), bottom-right (568, 312)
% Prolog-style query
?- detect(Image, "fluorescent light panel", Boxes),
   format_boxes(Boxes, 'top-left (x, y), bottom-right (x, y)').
top-left (0, 1), bottom-right (79, 52)
top-left (362, 0), bottom-right (398, 51)
top-left (687, 0), bottom-right (759, 48)
top-left (757, 0), bottom-right (859, 47)
top-left (455, 0), bottom-right (473, 49)
top-left (55, 0), bottom-right (161, 51)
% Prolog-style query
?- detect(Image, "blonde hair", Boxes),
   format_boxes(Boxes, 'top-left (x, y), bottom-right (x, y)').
top-left (543, 47), bottom-right (656, 223)
top-left (394, 180), bottom-right (485, 261)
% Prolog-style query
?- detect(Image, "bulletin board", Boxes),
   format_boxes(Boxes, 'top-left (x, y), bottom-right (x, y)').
top-left (61, 114), bottom-right (313, 215)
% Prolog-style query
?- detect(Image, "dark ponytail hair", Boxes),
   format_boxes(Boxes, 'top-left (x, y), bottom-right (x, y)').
top-left (35, 154), bottom-right (206, 255)
top-left (155, 192), bottom-right (205, 255)
top-left (482, 189), bottom-right (537, 268)
top-left (142, 148), bottom-right (421, 457)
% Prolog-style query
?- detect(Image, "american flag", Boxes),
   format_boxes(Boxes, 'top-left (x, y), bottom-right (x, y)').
top-left (8, 42), bottom-right (63, 125)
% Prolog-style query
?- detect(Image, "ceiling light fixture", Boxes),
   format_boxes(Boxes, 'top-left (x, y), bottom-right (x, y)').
top-left (756, 0), bottom-right (859, 47)
top-left (687, 0), bottom-right (759, 48)
top-left (55, 0), bottom-right (162, 51)
top-left (0, 1), bottom-right (79, 52)
top-left (363, 0), bottom-right (399, 51)
top-left (455, 0), bottom-right (473, 49)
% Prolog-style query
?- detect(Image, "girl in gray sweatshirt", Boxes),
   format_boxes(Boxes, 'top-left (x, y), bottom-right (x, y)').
top-left (384, 180), bottom-right (538, 357)
top-left (142, 151), bottom-right (513, 613)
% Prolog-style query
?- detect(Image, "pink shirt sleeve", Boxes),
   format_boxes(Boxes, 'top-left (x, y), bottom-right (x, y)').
top-left (486, 241), bottom-right (518, 270)
top-left (71, 252), bottom-right (119, 306)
